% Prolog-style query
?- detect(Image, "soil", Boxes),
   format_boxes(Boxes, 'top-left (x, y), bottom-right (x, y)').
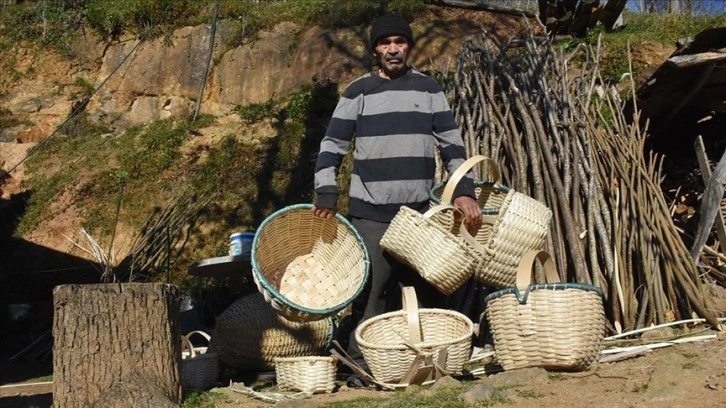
top-left (209, 327), bottom-right (726, 408)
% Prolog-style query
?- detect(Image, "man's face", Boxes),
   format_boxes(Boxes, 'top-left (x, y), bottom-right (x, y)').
top-left (374, 35), bottom-right (410, 79)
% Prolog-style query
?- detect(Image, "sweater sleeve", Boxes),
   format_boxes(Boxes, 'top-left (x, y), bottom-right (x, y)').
top-left (314, 88), bottom-right (359, 209)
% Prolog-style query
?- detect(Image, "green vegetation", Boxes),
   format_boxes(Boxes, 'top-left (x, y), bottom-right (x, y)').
top-left (182, 390), bottom-right (227, 408)
top-left (560, 11), bottom-right (726, 81)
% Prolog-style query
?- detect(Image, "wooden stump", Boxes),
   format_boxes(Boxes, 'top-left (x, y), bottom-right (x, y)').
top-left (52, 283), bottom-right (181, 408)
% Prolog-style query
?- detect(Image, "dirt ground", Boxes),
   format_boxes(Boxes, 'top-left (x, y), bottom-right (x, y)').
top-left (200, 325), bottom-right (726, 408)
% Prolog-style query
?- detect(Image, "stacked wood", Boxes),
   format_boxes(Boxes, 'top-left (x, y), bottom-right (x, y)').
top-left (443, 27), bottom-right (722, 333)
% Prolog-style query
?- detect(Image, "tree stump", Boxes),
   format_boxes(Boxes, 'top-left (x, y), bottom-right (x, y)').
top-left (52, 283), bottom-right (182, 408)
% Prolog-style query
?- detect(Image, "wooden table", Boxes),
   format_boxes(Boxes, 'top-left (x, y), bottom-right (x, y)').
top-left (187, 255), bottom-right (252, 279)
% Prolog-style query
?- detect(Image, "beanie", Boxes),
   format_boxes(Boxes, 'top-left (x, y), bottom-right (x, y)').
top-left (369, 13), bottom-right (415, 50)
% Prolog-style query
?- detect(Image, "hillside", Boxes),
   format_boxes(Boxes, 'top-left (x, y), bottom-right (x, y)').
top-left (1, 3), bottom-right (725, 407)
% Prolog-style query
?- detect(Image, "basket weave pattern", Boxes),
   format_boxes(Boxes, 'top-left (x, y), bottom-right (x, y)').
top-left (181, 331), bottom-right (218, 392)
top-left (380, 205), bottom-right (480, 295)
top-left (209, 293), bottom-right (333, 371)
top-left (274, 356), bottom-right (336, 394)
top-left (429, 155), bottom-right (552, 288)
top-left (484, 251), bottom-right (606, 371)
top-left (356, 288), bottom-right (473, 383)
top-left (252, 204), bottom-right (369, 322)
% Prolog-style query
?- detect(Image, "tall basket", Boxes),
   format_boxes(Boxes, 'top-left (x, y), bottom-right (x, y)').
top-left (355, 287), bottom-right (473, 384)
top-left (252, 204), bottom-right (370, 322)
top-left (429, 155), bottom-right (552, 288)
top-left (484, 250), bottom-right (606, 371)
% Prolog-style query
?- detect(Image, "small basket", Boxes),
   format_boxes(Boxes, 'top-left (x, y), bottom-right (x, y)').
top-left (274, 356), bottom-right (336, 394)
top-left (380, 204), bottom-right (481, 295)
top-left (484, 250), bottom-right (606, 371)
top-left (429, 155), bottom-right (552, 288)
top-left (356, 287), bottom-right (473, 384)
top-left (252, 203), bottom-right (370, 322)
top-left (209, 293), bottom-right (334, 371)
top-left (181, 331), bottom-right (219, 392)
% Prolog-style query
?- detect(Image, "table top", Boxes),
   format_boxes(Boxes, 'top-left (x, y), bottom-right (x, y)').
top-left (187, 255), bottom-right (252, 278)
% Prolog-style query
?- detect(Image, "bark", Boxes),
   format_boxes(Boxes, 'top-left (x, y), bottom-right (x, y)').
top-left (52, 283), bottom-right (182, 408)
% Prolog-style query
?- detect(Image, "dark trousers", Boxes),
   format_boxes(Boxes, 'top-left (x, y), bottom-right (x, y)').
top-left (346, 217), bottom-right (444, 360)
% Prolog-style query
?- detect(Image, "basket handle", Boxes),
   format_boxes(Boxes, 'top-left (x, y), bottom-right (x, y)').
top-left (422, 204), bottom-right (484, 254)
top-left (515, 250), bottom-right (561, 292)
top-left (401, 286), bottom-right (422, 344)
top-left (441, 155), bottom-right (500, 205)
top-left (181, 330), bottom-right (212, 358)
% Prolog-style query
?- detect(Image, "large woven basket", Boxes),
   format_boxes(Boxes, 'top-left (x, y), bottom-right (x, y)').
top-left (356, 287), bottom-right (473, 384)
top-left (274, 356), bottom-right (336, 394)
top-left (484, 250), bottom-right (606, 371)
top-left (209, 293), bottom-right (334, 371)
top-left (429, 155), bottom-right (552, 288)
top-left (380, 204), bottom-right (481, 295)
top-left (252, 204), bottom-right (370, 322)
top-left (181, 331), bottom-right (218, 392)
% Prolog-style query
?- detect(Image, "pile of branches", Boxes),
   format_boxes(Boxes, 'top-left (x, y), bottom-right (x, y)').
top-left (443, 25), bottom-right (723, 332)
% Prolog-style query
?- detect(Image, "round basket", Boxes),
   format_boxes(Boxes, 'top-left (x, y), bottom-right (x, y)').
top-left (252, 204), bottom-right (370, 322)
top-left (484, 250), bottom-right (606, 371)
top-left (355, 287), bottom-right (473, 384)
top-left (181, 331), bottom-right (218, 392)
top-left (209, 293), bottom-right (334, 371)
top-left (274, 356), bottom-right (336, 394)
top-left (429, 155), bottom-right (552, 288)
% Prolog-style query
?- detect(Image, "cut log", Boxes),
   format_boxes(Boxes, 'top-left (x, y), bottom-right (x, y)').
top-left (52, 283), bottom-right (182, 408)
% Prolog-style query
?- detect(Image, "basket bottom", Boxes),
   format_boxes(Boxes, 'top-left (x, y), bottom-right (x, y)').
top-left (277, 254), bottom-right (350, 309)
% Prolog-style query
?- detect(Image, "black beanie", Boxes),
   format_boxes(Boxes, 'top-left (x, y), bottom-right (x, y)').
top-left (369, 13), bottom-right (415, 50)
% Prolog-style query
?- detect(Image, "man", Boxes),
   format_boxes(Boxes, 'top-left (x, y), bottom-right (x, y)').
top-left (312, 13), bottom-right (480, 371)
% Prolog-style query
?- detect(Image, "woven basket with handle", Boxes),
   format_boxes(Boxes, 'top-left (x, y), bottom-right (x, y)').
top-left (209, 293), bottom-right (334, 371)
top-left (252, 203), bottom-right (370, 322)
top-left (274, 356), bottom-right (337, 394)
top-left (380, 204), bottom-right (482, 295)
top-left (429, 155), bottom-right (552, 288)
top-left (484, 250), bottom-right (606, 371)
top-left (181, 331), bottom-right (218, 392)
top-left (355, 287), bottom-right (473, 384)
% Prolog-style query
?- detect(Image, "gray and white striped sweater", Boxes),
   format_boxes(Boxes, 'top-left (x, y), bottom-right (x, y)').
top-left (314, 68), bottom-right (474, 222)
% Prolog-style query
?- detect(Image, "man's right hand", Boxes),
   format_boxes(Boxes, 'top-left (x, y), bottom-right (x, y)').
top-left (312, 205), bottom-right (337, 219)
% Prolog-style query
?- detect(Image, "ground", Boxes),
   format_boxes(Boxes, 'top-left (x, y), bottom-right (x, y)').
top-left (210, 327), bottom-right (726, 408)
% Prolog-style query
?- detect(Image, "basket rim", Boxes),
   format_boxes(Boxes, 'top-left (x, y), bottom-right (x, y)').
top-left (251, 203), bottom-right (371, 317)
top-left (484, 282), bottom-right (604, 305)
top-left (429, 180), bottom-right (510, 215)
top-left (355, 308), bottom-right (473, 350)
top-left (273, 355), bottom-right (336, 363)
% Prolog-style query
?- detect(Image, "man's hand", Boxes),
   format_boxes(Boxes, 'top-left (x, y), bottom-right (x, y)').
top-left (312, 205), bottom-right (337, 219)
top-left (453, 195), bottom-right (481, 228)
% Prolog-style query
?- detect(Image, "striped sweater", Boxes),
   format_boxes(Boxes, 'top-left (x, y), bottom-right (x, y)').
top-left (314, 67), bottom-right (474, 222)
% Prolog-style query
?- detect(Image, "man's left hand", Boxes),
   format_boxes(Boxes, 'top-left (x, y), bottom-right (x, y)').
top-left (453, 195), bottom-right (481, 229)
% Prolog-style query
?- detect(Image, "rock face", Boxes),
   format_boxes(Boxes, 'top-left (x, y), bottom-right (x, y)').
top-left (1, 9), bottom-right (513, 143)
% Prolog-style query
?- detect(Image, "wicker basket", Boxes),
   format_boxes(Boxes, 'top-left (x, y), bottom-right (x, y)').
top-left (209, 293), bottom-right (334, 371)
top-left (355, 287), bottom-right (473, 384)
top-left (181, 331), bottom-right (219, 392)
top-left (252, 203), bottom-right (370, 322)
top-left (274, 356), bottom-right (336, 394)
top-left (429, 155), bottom-right (552, 288)
top-left (484, 250), bottom-right (606, 371)
top-left (380, 204), bottom-right (481, 295)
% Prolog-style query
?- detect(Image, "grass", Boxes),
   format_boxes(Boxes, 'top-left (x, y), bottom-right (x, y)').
top-left (319, 385), bottom-right (514, 408)
top-left (182, 390), bottom-right (227, 408)
top-left (559, 11), bottom-right (726, 81)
